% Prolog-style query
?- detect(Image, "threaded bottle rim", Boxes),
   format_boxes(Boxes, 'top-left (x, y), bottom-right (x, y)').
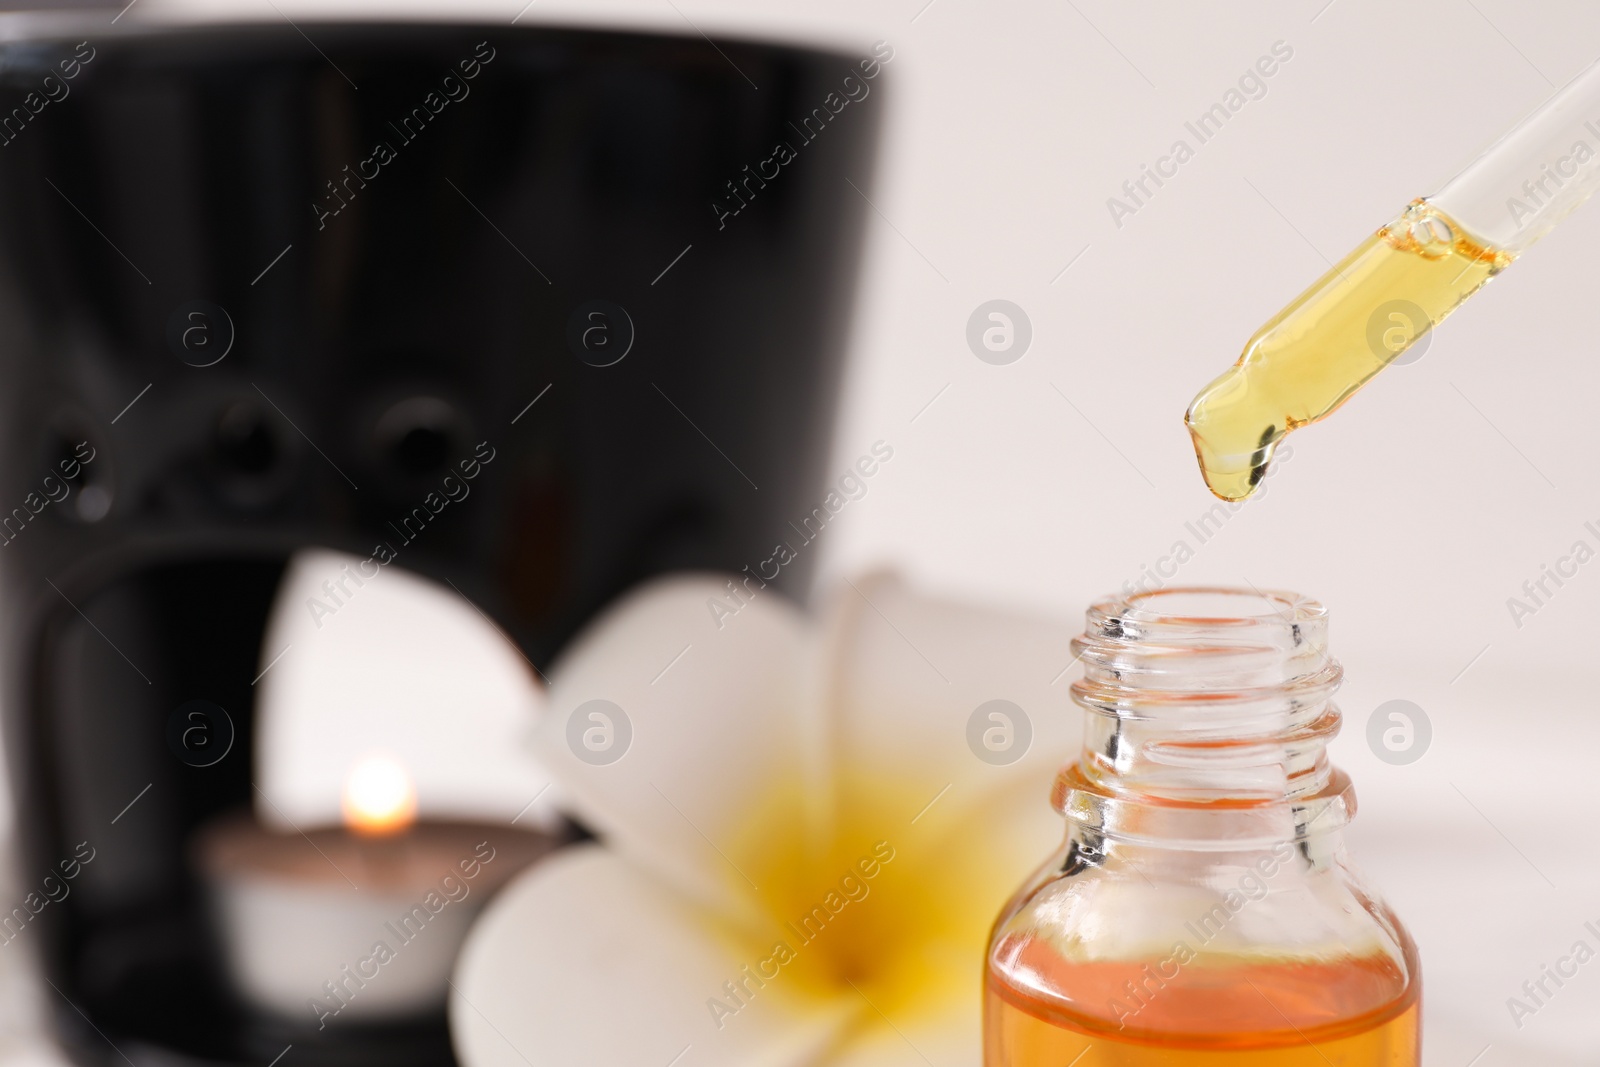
top-left (1060, 585), bottom-right (1352, 849)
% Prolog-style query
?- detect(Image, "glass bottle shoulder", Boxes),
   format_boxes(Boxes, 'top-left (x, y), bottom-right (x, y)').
top-left (987, 834), bottom-right (1419, 1038)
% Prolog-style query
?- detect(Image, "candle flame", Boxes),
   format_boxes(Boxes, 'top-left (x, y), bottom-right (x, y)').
top-left (342, 754), bottom-right (417, 836)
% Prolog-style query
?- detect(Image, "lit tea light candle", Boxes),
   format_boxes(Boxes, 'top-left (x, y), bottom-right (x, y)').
top-left (194, 754), bottom-right (562, 1027)
top-left (343, 753), bottom-right (418, 836)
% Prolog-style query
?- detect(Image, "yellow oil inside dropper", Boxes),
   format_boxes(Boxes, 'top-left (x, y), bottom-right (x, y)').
top-left (1186, 55), bottom-right (1600, 500)
top-left (1186, 201), bottom-right (1512, 501)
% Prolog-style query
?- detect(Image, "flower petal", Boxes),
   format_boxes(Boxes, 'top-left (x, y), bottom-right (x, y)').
top-left (451, 844), bottom-right (853, 1067)
top-left (818, 571), bottom-right (1081, 834)
top-left (534, 575), bottom-right (815, 929)
top-left (828, 1012), bottom-right (978, 1067)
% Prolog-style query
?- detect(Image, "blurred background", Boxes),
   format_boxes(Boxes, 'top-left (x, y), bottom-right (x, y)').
top-left (2, 0), bottom-right (1599, 1063)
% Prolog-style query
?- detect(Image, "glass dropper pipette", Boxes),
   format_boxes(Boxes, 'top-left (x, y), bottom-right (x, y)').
top-left (1186, 55), bottom-right (1600, 501)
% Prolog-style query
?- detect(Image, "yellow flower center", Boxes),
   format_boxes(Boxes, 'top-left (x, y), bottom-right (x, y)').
top-left (714, 767), bottom-right (1049, 1037)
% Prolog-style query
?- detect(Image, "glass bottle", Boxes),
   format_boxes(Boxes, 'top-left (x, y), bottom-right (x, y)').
top-left (984, 587), bottom-right (1420, 1066)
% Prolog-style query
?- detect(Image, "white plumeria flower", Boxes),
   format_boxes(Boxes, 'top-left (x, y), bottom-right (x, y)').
top-left (451, 572), bottom-right (1080, 1067)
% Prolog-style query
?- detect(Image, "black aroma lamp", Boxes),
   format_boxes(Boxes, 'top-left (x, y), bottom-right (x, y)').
top-left (0, 16), bottom-right (877, 1065)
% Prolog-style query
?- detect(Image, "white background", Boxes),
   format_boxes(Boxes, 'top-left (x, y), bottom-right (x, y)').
top-left (8, 0), bottom-right (1600, 1063)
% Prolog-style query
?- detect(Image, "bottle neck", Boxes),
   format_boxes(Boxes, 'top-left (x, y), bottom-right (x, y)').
top-left (1056, 587), bottom-right (1354, 851)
